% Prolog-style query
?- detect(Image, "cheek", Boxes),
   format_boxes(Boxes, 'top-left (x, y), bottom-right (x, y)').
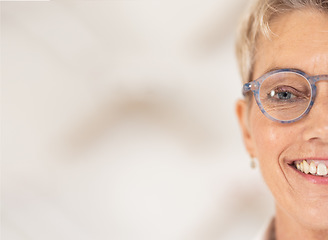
top-left (249, 113), bottom-right (288, 195)
top-left (250, 107), bottom-right (294, 165)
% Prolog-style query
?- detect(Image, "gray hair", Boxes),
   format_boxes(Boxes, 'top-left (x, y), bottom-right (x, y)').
top-left (235, 0), bottom-right (328, 84)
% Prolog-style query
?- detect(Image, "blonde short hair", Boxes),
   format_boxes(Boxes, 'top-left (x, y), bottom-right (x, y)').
top-left (235, 0), bottom-right (328, 84)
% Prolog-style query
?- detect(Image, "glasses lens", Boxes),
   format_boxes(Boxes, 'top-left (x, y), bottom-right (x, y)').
top-left (259, 72), bottom-right (312, 121)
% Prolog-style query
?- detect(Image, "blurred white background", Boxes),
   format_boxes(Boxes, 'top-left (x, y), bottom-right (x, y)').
top-left (1, 1), bottom-right (274, 240)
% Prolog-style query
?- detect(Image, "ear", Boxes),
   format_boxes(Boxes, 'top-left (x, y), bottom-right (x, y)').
top-left (235, 99), bottom-right (256, 158)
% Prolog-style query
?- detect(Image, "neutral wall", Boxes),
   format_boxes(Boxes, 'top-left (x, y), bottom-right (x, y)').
top-left (1, 1), bottom-right (274, 240)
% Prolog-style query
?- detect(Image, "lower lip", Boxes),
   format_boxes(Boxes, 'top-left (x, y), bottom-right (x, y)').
top-left (290, 164), bottom-right (328, 185)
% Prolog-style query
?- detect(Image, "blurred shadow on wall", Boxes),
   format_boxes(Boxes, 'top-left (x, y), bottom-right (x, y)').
top-left (186, 1), bottom-right (249, 58)
top-left (1, 1), bottom-right (273, 239)
top-left (63, 86), bottom-right (216, 157)
top-left (56, 2), bottom-right (271, 240)
top-left (61, 0), bottom-right (250, 158)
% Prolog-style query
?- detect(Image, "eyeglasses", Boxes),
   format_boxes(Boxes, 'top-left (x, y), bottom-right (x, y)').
top-left (242, 69), bottom-right (328, 123)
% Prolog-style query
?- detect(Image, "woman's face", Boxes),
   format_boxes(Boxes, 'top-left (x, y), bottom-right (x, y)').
top-left (237, 9), bottom-right (328, 230)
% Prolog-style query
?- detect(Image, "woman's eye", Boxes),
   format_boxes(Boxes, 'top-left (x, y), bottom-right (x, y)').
top-left (268, 85), bottom-right (306, 101)
top-left (270, 90), bottom-right (295, 100)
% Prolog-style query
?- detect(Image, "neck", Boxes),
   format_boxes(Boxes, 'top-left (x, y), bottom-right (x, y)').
top-left (275, 205), bottom-right (328, 240)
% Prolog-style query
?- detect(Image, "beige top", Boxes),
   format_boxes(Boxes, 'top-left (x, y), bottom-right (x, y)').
top-left (253, 218), bottom-right (275, 240)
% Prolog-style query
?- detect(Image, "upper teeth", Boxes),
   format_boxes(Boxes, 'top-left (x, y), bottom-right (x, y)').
top-left (295, 160), bottom-right (328, 176)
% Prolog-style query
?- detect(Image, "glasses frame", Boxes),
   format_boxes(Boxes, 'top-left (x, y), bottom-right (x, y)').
top-left (242, 68), bottom-right (328, 123)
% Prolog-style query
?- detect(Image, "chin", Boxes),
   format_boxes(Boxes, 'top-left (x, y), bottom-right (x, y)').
top-left (291, 203), bottom-right (328, 231)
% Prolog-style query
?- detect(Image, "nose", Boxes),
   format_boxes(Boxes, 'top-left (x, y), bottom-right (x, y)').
top-left (302, 82), bottom-right (328, 143)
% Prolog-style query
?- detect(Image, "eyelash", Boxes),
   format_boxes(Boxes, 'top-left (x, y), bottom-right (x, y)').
top-left (267, 86), bottom-right (307, 101)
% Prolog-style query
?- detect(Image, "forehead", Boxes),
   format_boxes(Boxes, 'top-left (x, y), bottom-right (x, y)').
top-left (253, 9), bottom-right (328, 79)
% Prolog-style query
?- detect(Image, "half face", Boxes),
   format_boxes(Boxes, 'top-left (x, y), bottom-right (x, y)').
top-left (237, 9), bottom-right (328, 231)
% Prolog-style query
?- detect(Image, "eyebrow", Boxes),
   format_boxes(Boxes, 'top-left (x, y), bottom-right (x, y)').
top-left (259, 66), bottom-right (305, 77)
top-left (261, 67), bottom-right (281, 76)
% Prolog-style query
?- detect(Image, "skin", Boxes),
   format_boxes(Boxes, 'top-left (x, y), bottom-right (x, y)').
top-left (236, 9), bottom-right (328, 240)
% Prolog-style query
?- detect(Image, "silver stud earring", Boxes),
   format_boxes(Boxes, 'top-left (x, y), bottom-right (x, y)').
top-left (250, 157), bottom-right (256, 169)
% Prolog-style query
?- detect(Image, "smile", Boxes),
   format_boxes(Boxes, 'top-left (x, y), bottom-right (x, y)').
top-left (293, 160), bottom-right (328, 177)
